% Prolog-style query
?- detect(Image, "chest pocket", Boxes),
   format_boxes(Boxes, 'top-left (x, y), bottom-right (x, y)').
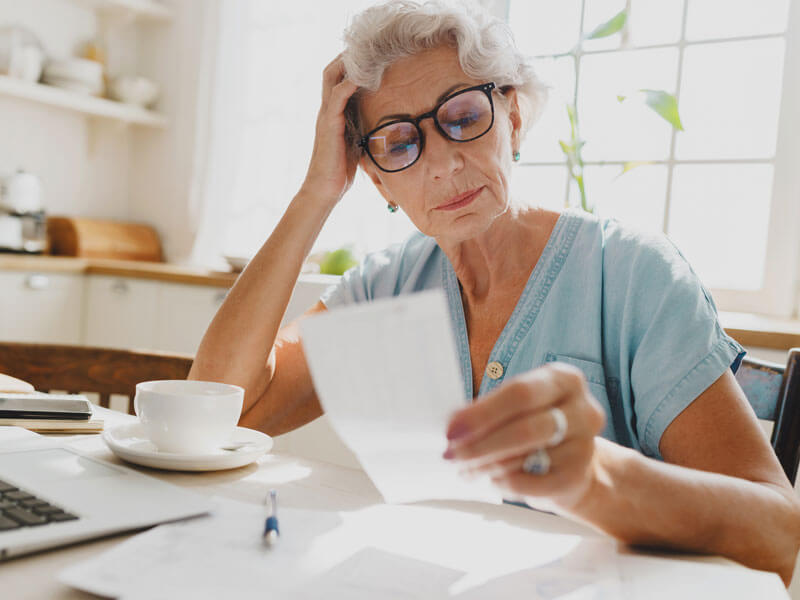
top-left (544, 352), bottom-right (631, 446)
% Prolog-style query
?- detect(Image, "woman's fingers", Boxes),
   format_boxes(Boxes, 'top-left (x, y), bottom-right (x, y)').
top-left (444, 402), bottom-right (576, 467)
top-left (487, 438), bottom-right (597, 498)
top-left (327, 78), bottom-right (359, 115)
top-left (301, 54), bottom-right (361, 204)
top-left (446, 362), bottom-right (588, 447)
top-left (321, 54), bottom-right (347, 103)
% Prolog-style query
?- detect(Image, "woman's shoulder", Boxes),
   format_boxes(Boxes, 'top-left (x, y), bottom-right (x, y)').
top-left (327, 231), bottom-right (440, 305)
top-left (593, 215), bottom-right (693, 281)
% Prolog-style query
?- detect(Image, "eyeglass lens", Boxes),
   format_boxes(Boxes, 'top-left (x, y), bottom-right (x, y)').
top-left (365, 89), bottom-right (493, 172)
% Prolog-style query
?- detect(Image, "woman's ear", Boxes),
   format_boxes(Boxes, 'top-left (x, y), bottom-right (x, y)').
top-left (503, 87), bottom-right (523, 152)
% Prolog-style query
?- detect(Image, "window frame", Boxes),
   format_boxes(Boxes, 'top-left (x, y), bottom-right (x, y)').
top-left (503, 0), bottom-right (800, 318)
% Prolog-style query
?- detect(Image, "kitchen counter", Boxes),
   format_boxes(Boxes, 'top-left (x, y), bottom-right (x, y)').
top-left (0, 254), bottom-right (238, 287)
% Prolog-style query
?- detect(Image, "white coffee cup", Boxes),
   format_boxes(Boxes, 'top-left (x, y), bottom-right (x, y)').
top-left (134, 380), bottom-right (244, 454)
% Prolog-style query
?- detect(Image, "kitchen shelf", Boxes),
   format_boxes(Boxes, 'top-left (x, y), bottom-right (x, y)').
top-left (0, 75), bottom-right (166, 128)
top-left (71, 0), bottom-right (173, 23)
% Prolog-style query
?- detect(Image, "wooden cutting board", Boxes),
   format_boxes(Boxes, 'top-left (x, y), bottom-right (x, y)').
top-left (47, 216), bottom-right (163, 262)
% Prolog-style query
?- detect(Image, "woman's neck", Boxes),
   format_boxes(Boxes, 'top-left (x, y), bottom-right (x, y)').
top-left (437, 205), bottom-right (560, 303)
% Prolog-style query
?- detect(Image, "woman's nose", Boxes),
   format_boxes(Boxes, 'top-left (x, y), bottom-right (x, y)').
top-left (420, 120), bottom-right (463, 180)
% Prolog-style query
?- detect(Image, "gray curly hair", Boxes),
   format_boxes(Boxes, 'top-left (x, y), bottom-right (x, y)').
top-left (342, 0), bottom-right (548, 164)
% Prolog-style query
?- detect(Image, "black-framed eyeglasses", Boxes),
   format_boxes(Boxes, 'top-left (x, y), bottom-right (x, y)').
top-left (358, 82), bottom-right (496, 173)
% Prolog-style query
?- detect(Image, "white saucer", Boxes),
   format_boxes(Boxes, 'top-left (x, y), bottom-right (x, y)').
top-left (103, 422), bottom-right (272, 472)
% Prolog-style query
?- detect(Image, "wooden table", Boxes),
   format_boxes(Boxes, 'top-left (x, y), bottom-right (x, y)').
top-left (1, 408), bottom-right (789, 599)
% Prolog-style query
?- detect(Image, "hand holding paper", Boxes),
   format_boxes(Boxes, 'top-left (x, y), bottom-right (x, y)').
top-left (300, 290), bottom-right (500, 504)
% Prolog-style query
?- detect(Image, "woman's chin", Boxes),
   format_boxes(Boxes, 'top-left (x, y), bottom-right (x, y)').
top-left (429, 212), bottom-right (497, 244)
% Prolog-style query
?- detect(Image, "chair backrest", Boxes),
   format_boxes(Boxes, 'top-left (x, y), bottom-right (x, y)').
top-left (0, 343), bottom-right (194, 415)
top-left (735, 348), bottom-right (800, 484)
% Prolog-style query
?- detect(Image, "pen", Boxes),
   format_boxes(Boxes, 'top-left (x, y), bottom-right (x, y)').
top-left (263, 489), bottom-right (279, 547)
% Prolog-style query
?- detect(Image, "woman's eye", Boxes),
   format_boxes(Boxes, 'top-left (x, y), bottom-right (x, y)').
top-left (389, 143), bottom-right (411, 154)
top-left (446, 112), bottom-right (479, 127)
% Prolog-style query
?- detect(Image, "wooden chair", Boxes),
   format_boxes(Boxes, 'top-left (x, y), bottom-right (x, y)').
top-left (0, 343), bottom-right (194, 415)
top-left (735, 349), bottom-right (800, 484)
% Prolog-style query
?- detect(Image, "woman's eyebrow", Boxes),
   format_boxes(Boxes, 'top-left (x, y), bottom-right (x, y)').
top-left (375, 82), bottom-right (470, 125)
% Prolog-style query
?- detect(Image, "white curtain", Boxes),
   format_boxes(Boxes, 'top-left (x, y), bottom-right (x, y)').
top-left (187, 0), bottom-right (249, 269)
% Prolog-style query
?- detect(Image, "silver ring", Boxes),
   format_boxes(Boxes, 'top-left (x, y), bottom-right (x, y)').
top-left (522, 448), bottom-right (551, 476)
top-left (547, 407), bottom-right (567, 447)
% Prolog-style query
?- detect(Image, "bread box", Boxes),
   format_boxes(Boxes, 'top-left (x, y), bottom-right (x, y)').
top-left (47, 216), bottom-right (163, 262)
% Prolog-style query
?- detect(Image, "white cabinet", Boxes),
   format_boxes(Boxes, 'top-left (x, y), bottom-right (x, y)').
top-left (0, 271), bottom-right (84, 344)
top-left (0, 270), bottom-right (338, 353)
top-left (84, 275), bottom-right (159, 350)
top-left (156, 282), bottom-right (227, 355)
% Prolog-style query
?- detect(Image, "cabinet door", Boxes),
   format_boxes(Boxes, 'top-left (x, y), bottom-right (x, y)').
top-left (0, 271), bottom-right (84, 344)
top-left (85, 275), bottom-right (158, 350)
top-left (155, 283), bottom-right (228, 355)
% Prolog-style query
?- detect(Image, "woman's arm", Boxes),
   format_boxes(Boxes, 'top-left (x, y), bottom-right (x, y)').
top-left (189, 55), bottom-right (359, 432)
top-left (569, 371), bottom-right (800, 584)
top-left (445, 366), bottom-right (800, 585)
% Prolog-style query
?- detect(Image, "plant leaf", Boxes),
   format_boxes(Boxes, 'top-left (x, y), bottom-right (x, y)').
top-left (640, 89), bottom-right (684, 131)
top-left (617, 160), bottom-right (654, 178)
top-left (616, 94), bottom-right (626, 103)
top-left (585, 10), bottom-right (627, 40)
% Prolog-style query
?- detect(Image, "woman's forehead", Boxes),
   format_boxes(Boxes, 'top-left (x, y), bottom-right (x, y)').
top-left (360, 47), bottom-right (480, 128)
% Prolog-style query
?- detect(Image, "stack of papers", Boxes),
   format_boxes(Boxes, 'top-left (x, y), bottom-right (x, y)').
top-left (60, 497), bottom-right (621, 599)
top-left (300, 291), bottom-right (500, 505)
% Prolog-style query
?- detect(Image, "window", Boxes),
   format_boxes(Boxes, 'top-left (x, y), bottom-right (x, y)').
top-left (506, 0), bottom-right (800, 317)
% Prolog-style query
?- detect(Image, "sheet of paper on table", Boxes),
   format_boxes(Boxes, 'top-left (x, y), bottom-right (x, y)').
top-left (300, 290), bottom-right (500, 505)
top-left (60, 496), bottom-right (622, 599)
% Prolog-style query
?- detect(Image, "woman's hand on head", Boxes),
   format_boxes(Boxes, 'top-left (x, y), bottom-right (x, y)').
top-left (299, 54), bottom-right (361, 206)
top-left (444, 362), bottom-right (607, 510)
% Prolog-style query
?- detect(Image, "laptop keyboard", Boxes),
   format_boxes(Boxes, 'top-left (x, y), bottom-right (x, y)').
top-left (0, 479), bottom-right (78, 531)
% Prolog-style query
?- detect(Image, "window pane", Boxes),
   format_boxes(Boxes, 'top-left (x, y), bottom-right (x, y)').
top-left (511, 165), bottom-right (568, 211)
top-left (675, 39), bottom-right (786, 160)
top-left (685, 0), bottom-right (790, 40)
top-left (507, 0), bottom-right (581, 56)
top-left (628, 0), bottom-right (684, 46)
top-left (583, 1), bottom-right (684, 51)
top-left (588, 164), bottom-right (668, 232)
top-left (521, 56), bottom-right (575, 161)
top-left (578, 48), bottom-right (679, 161)
top-left (582, 0), bottom-right (626, 52)
top-left (667, 164), bottom-right (773, 290)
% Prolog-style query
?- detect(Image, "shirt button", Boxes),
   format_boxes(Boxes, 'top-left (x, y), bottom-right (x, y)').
top-left (485, 361), bottom-right (504, 380)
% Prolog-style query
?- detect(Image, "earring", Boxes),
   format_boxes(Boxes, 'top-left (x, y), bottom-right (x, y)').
top-left (513, 150), bottom-right (521, 162)
top-left (387, 203), bottom-right (398, 213)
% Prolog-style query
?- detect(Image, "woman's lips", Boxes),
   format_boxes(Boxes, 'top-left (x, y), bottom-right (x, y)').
top-left (435, 187), bottom-right (484, 211)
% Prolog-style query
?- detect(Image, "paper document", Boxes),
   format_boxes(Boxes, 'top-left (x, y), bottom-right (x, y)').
top-left (60, 496), bottom-right (621, 599)
top-left (300, 290), bottom-right (500, 504)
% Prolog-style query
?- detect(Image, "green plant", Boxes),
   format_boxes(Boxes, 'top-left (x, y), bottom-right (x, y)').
top-left (557, 9), bottom-right (684, 213)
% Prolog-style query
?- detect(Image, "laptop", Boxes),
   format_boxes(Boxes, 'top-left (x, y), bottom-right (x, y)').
top-left (0, 441), bottom-right (212, 560)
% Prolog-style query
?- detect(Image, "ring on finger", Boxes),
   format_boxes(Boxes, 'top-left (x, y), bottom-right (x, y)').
top-left (547, 407), bottom-right (568, 447)
top-left (522, 448), bottom-right (551, 476)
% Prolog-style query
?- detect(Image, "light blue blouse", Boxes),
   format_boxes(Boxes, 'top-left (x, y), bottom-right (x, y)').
top-left (320, 209), bottom-right (745, 460)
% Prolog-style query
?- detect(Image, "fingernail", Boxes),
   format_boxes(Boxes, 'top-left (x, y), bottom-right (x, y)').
top-left (447, 422), bottom-right (470, 441)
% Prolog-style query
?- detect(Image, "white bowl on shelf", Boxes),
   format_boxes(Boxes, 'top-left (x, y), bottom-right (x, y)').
top-left (43, 58), bottom-right (104, 96)
top-left (109, 75), bottom-right (159, 108)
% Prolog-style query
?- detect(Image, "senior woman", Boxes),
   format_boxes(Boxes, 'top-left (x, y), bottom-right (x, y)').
top-left (190, 0), bottom-right (800, 583)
